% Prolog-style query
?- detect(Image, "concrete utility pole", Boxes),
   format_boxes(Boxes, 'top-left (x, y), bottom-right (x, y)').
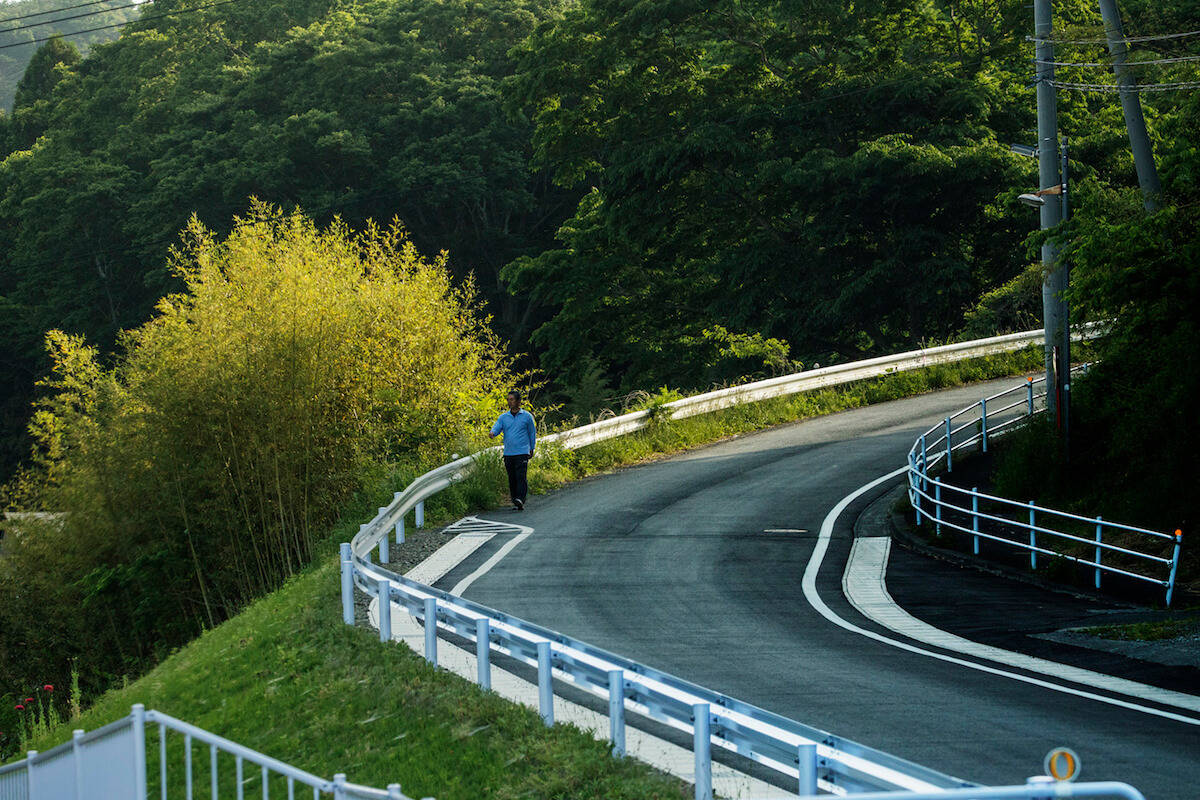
top-left (1097, 0), bottom-right (1162, 210)
top-left (1034, 0), bottom-right (1066, 417)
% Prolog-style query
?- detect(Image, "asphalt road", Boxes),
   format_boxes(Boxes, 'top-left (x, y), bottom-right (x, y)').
top-left (436, 378), bottom-right (1200, 798)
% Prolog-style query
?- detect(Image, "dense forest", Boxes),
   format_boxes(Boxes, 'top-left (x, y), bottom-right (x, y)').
top-left (0, 0), bottom-right (1197, 742)
top-left (0, 0), bottom-right (140, 110)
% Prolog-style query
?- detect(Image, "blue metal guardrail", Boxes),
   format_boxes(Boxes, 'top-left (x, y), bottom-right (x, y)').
top-left (0, 705), bottom-right (411, 800)
top-left (906, 372), bottom-right (1183, 606)
top-left (795, 777), bottom-right (1146, 800)
top-left (342, 548), bottom-right (974, 797)
top-left (338, 329), bottom-right (1124, 800)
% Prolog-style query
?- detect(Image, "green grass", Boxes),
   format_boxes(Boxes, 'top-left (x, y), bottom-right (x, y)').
top-left (9, 346), bottom-right (1044, 794)
top-left (20, 557), bottom-right (689, 800)
top-left (1080, 618), bottom-right (1199, 642)
top-left (532, 348), bottom-right (1044, 486)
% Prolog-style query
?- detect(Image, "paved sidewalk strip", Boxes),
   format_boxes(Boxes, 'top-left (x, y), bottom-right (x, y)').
top-left (843, 536), bottom-right (1200, 714)
top-left (368, 529), bottom-right (784, 800)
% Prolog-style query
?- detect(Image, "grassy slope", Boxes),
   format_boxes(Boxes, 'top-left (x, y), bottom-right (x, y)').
top-left (24, 557), bottom-right (688, 800)
top-left (14, 348), bottom-right (1045, 793)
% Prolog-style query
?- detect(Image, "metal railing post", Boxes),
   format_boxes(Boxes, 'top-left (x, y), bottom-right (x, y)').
top-left (608, 670), bottom-right (626, 758)
top-left (388, 784), bottom-right (403, 800)
top-left (424, 598), bottom-right (438, 666)
top-left (911, 453), bottom-right (922, 525)
top-left (945, 416), bottom-right (953, 472)
top-left (1027, 377), bottom-right (1035, 414)
top-left (377, 579), bottom-right (391, 643)
top-left (476, 618), bottom-right (491, 691)
top-left (980, 398), bottom-right (989, 453)
top-left (132, 705), bottom-right (148, 800)
top-left (1029, 502), bottom-right (1037, 570)
top-left (72, 730), bottom-right (84, 800)
top-left (340, 543), bottom-right (355, 626)
top-left (693, 704), bottom-right (712, 800)
top-left (537, 642), bottom-right (554, 727)
top-left (159, 724), bottom-right (167, 800)
top-left (377, 511), bottom-right (389, 563)
top-left (333, 773), bottom-right (348, 800)
top-left (972, 489), bottom-right (980, 555)
top-left (396, 513), bottom-right (406, 545)
top-left (1167, 530), bottom-right (1183, 607)
top-left (26, 750), bottom-right (36, 800)
top-left (1095, 518), bottom-right (1103, 589)
top-left (935, 482), bottom-right (942, 538)
top-left (416, 501), bottom-right (425, 529)
top-left (797, 742), bottom-right (818, 796)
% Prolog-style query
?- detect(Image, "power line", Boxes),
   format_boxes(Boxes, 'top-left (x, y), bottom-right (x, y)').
top-left (0, 0), bottom-right (143, 27)
top-left (0, 1), bottom-right (143, 37)
top-left (1047, 79), bottom-right (1200, 92)
top-left (1036, 54), bottom-right (1200, 67)
top-left (0, 0), bottom-right (244, 52)
top-left (1030, 28), bottom-right (1200, 45)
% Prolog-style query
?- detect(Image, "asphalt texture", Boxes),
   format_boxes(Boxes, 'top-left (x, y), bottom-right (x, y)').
top-left (433, 379), bottom-right (1199, 798)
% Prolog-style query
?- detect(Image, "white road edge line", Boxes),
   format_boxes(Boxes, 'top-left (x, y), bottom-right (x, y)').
top-left (803, 468), bottom-right (1200, 727)
top-left (368, 519), bottom-right (782, 799)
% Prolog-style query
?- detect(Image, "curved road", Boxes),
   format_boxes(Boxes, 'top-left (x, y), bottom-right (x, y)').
top-left (434, 379), bottom-right (1199, 798)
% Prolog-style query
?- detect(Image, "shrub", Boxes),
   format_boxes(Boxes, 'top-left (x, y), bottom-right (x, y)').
top-left (1, 203), bottom-right (514, 696)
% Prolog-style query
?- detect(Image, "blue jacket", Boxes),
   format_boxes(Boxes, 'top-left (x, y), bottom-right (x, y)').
top-left (491, 409), bottom-right (536, 456)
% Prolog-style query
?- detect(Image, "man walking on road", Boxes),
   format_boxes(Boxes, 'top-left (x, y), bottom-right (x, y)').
top-left (490, 390), bottom-right (536, 511)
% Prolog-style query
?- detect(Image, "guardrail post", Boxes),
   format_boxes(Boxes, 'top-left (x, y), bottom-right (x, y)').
top-left (608, 670), bottom-right (626, 758)
top-left (1029, 502), bottom-right (1037, 570)
top-left (377, 579), bottom-right (392, 643)
top-left (377, 511), bottom-right (389, 563)
top-left (935, 482), bottom-right (942, 538)
top-left (26, 750), bottom-right (36, 800)
top-left (910, 453), bottom-right (922, 525)
top-left (395, 491), bottom-right (406, 544)
top-left (945, 416), bottom-right (953, 472)
top-left (1025, 775), bottom-right (1055, 800)
top-left (1026, 377), bottom-right (1035, 414)
top-left (416, 501), bottom-right (425, 529)
top-left (972, 489), bottom-right (980, 555)
top-left (537, 642), bottom-right (554, 727)
top-left (1095, 518), bottom-right (1103, 589)
top-left (797, 743), bottom-right (817, 796)
top-left (340, 543), bottom-right (355, 626)
top-left (980, 398), bottom-right (989, 453)
top-left (72, 729), bottom-right (84, 800)
top-left (132, 704), bottom-right (147, 800)
top-left (424, 598), bottom-right (438, 666)
top-left (333, 773), bottom-right (348, 800)
top-left (692, 704), bottom-right (712, 800)
top-left (1167, 530), bottom-right (1183, 607)
top-left (476, 618), bottom-right (491, 691)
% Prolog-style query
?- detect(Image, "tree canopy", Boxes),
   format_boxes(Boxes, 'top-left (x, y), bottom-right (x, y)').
top-left (0, 202), bottom-right (514, 701)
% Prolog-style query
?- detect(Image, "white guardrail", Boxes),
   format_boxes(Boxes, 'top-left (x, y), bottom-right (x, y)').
top-left (906, 370), bottom-right (1183, 606)
top-left (341, 328), bottom-right (1147, 799)
top-left (0, 704), bottom-right (411, 800)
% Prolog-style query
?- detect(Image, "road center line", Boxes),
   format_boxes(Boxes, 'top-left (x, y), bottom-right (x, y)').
top-left (802, 468), bottom-right (1200, 727)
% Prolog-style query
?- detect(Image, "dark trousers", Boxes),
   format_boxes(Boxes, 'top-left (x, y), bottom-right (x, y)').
top-left (503, 454), bottom-right (530, 504)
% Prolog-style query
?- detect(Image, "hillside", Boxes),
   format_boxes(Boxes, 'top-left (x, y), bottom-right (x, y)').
top-left (0, 0), bottom-right (139, 109)
top-left (16, 547), bottom-right (691, 800)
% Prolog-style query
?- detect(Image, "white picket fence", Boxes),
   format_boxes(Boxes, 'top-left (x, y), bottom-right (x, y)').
top-left (0, 705), bottom-right (410, 800)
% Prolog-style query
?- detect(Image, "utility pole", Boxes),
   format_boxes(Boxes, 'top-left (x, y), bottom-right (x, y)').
top-left (1096, 0), bottom-right (1161, 210)
top-left (1034, 0), bottom-right (1065, 418)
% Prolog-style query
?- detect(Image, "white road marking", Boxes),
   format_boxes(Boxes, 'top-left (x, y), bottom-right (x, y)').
top-left (802, 468), bottom-right (1200, 727)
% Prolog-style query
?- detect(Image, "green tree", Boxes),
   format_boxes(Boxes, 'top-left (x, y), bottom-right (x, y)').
top-left (1, 202), bottom-right (514, 695)
top-left (504, 0), bottom-right (1034, 395)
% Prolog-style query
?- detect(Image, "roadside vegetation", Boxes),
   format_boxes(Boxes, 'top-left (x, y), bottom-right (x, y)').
top-left (1, 0), bottom-right (1197, 782)
top-left (2, 340), bottom-right (1042, 763)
